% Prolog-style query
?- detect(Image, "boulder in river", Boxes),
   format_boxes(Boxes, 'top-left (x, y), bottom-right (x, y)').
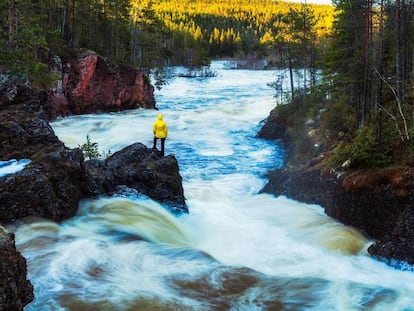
top-left (84, 143), bottom-right (187, 213)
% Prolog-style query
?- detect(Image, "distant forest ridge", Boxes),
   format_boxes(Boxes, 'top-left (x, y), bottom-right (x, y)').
top-left (146, 0), bottom-right (335, 65)
top-left (0, 0), bottom-right (335, 82)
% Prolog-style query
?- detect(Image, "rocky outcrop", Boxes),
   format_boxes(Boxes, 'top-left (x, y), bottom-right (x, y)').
top-left (259, 110), bottom-right (414, 267)
top-left (0, 82), bottom-right (186, 223)
top-left (47, 50), bottom-right (155, 118)
top-left (83, 143), bottom-right (186, 213)
top-left (0, 231), bottom-right (34, 310)
top-left (100, 143), bottom-right (185, 209)
top-left (0, 70), bottom-right (181, 308)
top-left (0, 142), bottom-right (187, 225)
top-left (257, 106), bottom-right (290, 142)
top-left (0, 147), bottom-right (86, 223)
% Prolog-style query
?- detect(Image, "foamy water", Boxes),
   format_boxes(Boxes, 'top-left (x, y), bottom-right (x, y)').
top-left (11, 61), bottom-right (414, 310)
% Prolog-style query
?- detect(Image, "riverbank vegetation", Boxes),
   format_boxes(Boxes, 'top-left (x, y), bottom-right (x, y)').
top-left (271, 1), bottom-right (414, 170)
top-left (2, 0), bottom-right (412, 170)
top-left (1, 0), bottom-right (333, 78)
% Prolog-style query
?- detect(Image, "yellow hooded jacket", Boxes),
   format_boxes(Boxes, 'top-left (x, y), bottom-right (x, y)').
top-left (153, 113), bottom-right (168, 138)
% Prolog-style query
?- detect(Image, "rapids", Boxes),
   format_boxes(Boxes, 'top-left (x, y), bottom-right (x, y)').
top-left (12, 61), bottom-right (414, 310)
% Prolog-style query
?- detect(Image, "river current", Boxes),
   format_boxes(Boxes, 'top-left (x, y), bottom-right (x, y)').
top-left (13, 61), bottom-right (414, 310)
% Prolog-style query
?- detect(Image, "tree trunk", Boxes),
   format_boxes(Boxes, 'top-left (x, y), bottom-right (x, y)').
top-left (376, 0), bottom-right (385, 141)
top-left (362, 0), bottom-right (373, 126)
top-left (289, 55), bottom-right (294, 100)
top-left (396, 0), bottom-right (405, 106)
top-left (8, 4), bottom-right (15, 50)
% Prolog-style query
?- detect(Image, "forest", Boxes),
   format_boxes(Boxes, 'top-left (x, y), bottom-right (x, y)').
top-left (0, 0), bottom-right (334, 73)
top-left (1, 0), bottom-right (413, 169)
top-left (304, 0), bottom-right (414, 169)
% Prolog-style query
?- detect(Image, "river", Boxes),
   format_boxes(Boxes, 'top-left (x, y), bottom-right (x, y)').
top-left (14, 61), bottom-right (414, 310)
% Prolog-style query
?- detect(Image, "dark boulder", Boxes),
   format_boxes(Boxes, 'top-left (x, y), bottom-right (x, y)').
top-left (0, 231), bottom-right (34, 310)
top-left (84, 143), bottom-right (187, 213)
top-left (257, 107), bottom-right (289, 141)
top-left (368, 206), bottom-right (414, 267)
top-left (0, 116), bottom-right (63, 161)
top-left (0, 147), bottom-right (85, 224)
top-left (0, 78), bottom-right (85, 224)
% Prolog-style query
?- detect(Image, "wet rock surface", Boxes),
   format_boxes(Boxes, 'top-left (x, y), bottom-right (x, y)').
top-left (0, 83), bottom-right (186, 223)
top-left (0, 63), bottom-right (181, 308)
top-left (84, 143), bottom-right (187, 212)
top-left (0, 231), bottom-right (34, 310)
top-left (259, 110), bottom-right (414, 267)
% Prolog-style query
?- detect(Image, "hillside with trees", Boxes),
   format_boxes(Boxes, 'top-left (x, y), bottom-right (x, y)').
top-left (2, 0), bottom-right (413, 169)
top-left (1, 0), bottom-right (334, 81)
top-left (325, 0), bottom-right (414, 169)
top-left (148, 0), bottom-right (334, 64)
top-left (258, 0), bottom-right (414, 268)
top-left (270, 0), bottom-right (414, 170)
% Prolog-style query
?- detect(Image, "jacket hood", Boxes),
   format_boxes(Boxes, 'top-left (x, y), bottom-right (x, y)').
top-left (158, 113), bottom-right (163, 120)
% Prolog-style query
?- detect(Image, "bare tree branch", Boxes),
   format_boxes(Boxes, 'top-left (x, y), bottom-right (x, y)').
top-left (374, 67), bottom-right (410, 141)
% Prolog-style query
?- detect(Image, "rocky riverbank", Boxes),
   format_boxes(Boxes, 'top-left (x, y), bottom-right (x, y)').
top-left (0, 231), bottom-right (34, 310)
top-left (0, 51), bottom-right (185, 309)
top-left (259, 106), bottom-right (414, 268)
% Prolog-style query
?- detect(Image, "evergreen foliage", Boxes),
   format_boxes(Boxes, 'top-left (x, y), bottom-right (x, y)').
top-left (1, 0), bottom-right (335, 77)
top-left (0, 0), bottom-right (56, 86)
top-left (5, 0), bottom-right (413, 169)
top-left (148, 0), bottom-right (334, 66)
top-left (308, 0), bottom-right (414, 169)
top-left (79, 134), bottom-right (101, 160)
top-left (329, 127), bottom-right (391, 169)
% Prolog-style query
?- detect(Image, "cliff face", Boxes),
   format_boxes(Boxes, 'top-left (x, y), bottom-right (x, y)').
top-left (47, 50), bottom-right (155, 118)
top-left (259, 108), bottom-right (414, 267)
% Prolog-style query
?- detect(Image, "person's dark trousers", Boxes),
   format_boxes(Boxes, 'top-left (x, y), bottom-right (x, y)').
top-left (153, 137), bottom-right (166, 156)
top-left (160, 138), bottom-right (165, 156)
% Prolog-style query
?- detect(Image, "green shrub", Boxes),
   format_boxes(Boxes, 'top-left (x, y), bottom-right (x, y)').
top-left (79, 134), bottom-right (101, 160)
top-left (320, 100), bottom-right (355, 136)
top-left (329, 126), bottom-right (391, 169)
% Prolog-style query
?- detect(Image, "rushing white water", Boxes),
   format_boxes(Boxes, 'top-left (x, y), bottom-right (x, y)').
top-left (0, 159), bottom-right (30, 177)
top-left (12, 61), bottom-right (414, 310)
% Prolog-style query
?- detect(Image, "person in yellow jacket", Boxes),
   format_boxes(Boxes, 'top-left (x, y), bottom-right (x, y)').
top-left (152, 113), bottom-right (168, 156)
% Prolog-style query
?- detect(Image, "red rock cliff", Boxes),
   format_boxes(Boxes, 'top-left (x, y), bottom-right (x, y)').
top-left (48, 51), bottom-right (155, 117)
